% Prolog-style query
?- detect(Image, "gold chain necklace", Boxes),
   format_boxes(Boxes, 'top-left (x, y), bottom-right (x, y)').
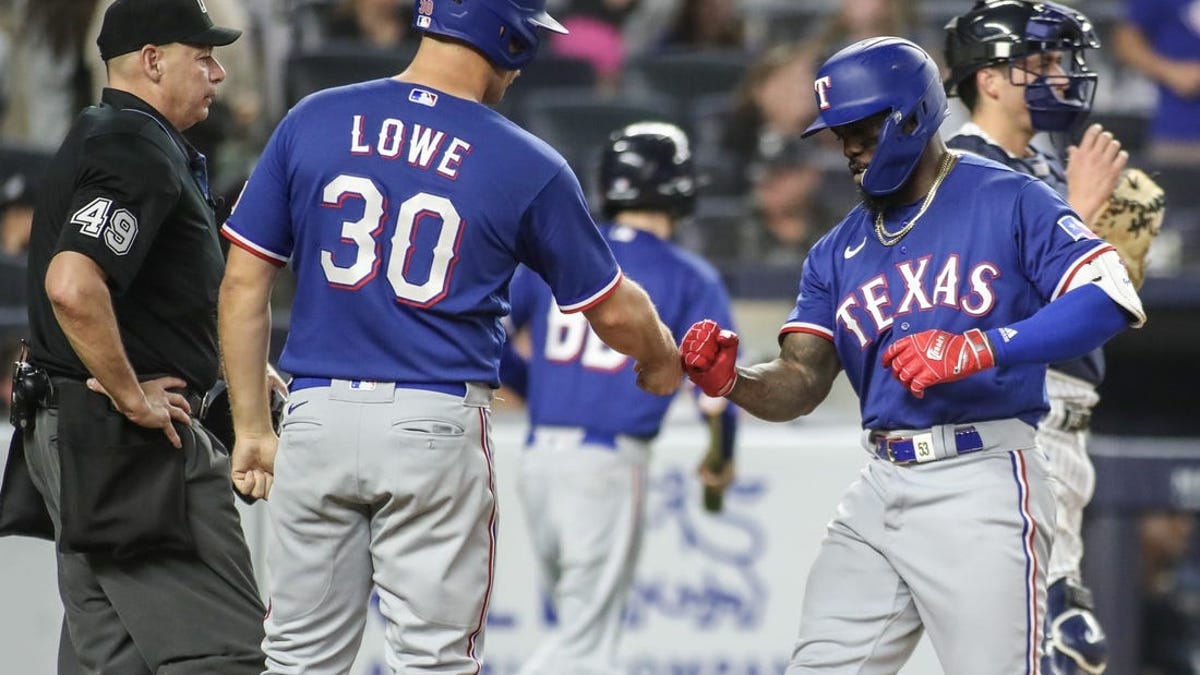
top-left (873, 152), bottom-right (959, 247)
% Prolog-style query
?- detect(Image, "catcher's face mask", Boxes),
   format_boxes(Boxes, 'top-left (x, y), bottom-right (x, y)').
top-left (944, 0), bottom-right (1099, 132)
top-left (1010, 46), bottom-right (1097, 132)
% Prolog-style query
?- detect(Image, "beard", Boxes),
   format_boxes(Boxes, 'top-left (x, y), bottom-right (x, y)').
top-left (859, 187), bottom-right (908, 216)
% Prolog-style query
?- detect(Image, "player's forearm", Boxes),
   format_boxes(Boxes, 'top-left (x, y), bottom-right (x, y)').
top-left (985, 284), bottom-right (1129, 365)
top-left (45, 251), bottom-right (144, 409)
top-left (584, 277), bottom-right (677, 368)
top-left (726, 333), bottom-right (839, 422)
top-left (726, 358), bottom-right (831, 422)
top-left (1112, 24), bottom-right (1173, 83)
top-left (218, 249), bottom-right (278, 435)
top-left (498, 338), bottom-right (529, 399)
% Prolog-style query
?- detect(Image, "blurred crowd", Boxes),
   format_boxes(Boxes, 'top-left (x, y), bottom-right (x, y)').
top-left (3, 0), bottom-right (1198, 279)
top-left (1, 1), bottom-right (1200, 671)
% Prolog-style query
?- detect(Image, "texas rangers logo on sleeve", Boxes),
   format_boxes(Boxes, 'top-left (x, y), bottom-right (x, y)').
top-left (1056, 214), bottom-right (1099, 241)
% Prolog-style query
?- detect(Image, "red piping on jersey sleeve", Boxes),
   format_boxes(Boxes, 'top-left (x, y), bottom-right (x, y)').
top-left (560, 270), bottom-right (624, 314)
top-left (780, 323), bottom-right (835, 343)
top-left (221, 225), bottom-right (289, 267)
top-left (1051, 243), bottom-right (1116, 300)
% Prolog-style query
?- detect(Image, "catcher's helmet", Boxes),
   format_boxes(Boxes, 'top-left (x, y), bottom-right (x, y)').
top-left (411, 0), bottom-right (567, 71)
top-left (599, 122), bottom-right (697, 219)
top-left (944, 0), bottom-right (1099, 132)
top-left (802, 37), bottom-right (947, 197)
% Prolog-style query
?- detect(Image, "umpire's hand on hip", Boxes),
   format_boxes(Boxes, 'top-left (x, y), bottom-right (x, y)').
top-left (681, 320), bottom-right (739, 398)
top-left (231, 434), bottom-right (277, 501)
top-left (87, 375), bottom-right (193, 449)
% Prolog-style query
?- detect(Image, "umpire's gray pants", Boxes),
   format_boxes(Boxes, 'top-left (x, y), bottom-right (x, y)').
top-left (24, 406), bottom-right (266, 674)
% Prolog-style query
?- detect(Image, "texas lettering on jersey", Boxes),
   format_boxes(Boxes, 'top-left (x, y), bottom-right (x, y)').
top-left (837, 253), bottom-right (999, 347)
top-left (784, 153), bottom-right (1111, 430)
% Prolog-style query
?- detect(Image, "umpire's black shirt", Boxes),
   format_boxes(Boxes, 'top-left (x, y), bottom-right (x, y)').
top-left (26, 88), bottom-right (224, 393)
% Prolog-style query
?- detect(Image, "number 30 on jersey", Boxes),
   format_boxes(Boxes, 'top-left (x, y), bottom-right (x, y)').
top-left (321, 174), bottom-right (462, 307)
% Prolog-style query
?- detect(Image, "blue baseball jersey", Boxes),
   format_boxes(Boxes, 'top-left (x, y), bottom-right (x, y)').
top-left (1126, 0), bottom-right (1200, 141)
top-left (508, 223), bottom-right (735, 438)
top-left (224, 79), bottom-right (621, 386)
top-left (948, 126), bottom-right (1104, 386)
top-left (782, 152), bottom-right (1112, 430)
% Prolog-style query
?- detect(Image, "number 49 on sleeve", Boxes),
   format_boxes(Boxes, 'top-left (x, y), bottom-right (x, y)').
top-left (70, 196), bottom-right (139, 255)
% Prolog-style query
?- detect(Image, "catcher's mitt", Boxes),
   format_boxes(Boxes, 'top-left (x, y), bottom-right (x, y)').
top-left (1089, 167), bottom-right (1165, 289)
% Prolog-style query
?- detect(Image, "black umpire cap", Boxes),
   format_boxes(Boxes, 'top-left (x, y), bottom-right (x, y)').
top-left (97, 0), bottom-right (242, 61)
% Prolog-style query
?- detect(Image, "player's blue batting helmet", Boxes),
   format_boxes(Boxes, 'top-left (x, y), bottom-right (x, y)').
top-left (599, 122), bottom-right (696, 219)
top-left (411, 0), bottom-right (567, 71)
top-left (944, 0), bottom-right (1099, 132)
top-left (802, 37), bottom-right (948, 197)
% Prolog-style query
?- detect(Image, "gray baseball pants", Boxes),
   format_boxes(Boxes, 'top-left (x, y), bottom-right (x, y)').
top-left (787, 419), bottom-right (1055, 674)
top-left (262, 380), bottom-right (497, 675)
top-left (24, 406), bottom-right (266, 675)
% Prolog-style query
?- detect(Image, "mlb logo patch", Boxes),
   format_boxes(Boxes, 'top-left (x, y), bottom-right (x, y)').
top-left (416, 15), bottom-right (431, 28)
top-left (409, 88), bottom-right (438, 107)
top-left (1057, 214), bottom-right (1098, 241)
top-left (350, 380), bottom-right (377, 391)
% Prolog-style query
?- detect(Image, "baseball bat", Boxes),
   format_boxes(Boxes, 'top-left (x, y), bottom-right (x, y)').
top-left (700, 446), bottom-right (724, 509)
top-left (702, 415), bottom-right (727, 513)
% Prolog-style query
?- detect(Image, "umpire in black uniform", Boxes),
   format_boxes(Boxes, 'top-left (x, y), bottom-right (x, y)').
top-left (6, 0), bottom-right (266, 671)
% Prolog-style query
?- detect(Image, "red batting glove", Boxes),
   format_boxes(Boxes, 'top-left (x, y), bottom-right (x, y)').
top-left (882, 328), bottom-right (995, 399)
top-left (681, 319), bottom-right (739, 397)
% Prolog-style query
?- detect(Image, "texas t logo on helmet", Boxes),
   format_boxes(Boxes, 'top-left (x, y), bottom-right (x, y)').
top-left (814, 76), bottom-right (833, 110)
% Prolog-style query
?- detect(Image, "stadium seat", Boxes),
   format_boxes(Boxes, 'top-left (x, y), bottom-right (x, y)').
top-left (518, 88), bottom-right (681, 192)
top-left (284, 44), bottom-right (418, 107)
top-left (623, 49), bottom-right (749, 112)
top-left (496, 55), bottom-right (598, 125)
top-left (740, 3), bottom-right (829, 47)
top-left (689, 195), bottom-right (752, 262)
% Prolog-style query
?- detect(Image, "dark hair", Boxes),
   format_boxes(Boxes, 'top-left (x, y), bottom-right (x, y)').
top-left (959, 75), bottom-right (980, 111)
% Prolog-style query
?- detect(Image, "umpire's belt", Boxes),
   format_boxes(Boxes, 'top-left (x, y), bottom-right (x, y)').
top-left (289, 377), bottom-right (466, 398)
top-left (865, 418), bottom-right (1036, 465)
top-left (47, 377), bottom-right (203, 414)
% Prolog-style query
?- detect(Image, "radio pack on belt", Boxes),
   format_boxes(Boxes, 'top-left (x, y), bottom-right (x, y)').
top-left (9, 342), bottom-right (53, 431)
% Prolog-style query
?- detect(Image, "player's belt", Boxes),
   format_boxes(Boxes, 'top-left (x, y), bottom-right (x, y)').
top-left (289, 377), bottom-right (467, 398)
top-left (1046, 403), bottom-right (1092, 432)
top-left (527, 426), bottom-right (653, 452)
top-left (871, 426), bottom-right (985, 465)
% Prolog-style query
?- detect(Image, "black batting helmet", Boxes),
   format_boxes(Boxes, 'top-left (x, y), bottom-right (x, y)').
top-left (599, 122), bottom-right (696, 219)
top-left (944, 0), bottom-right (1099, 131)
